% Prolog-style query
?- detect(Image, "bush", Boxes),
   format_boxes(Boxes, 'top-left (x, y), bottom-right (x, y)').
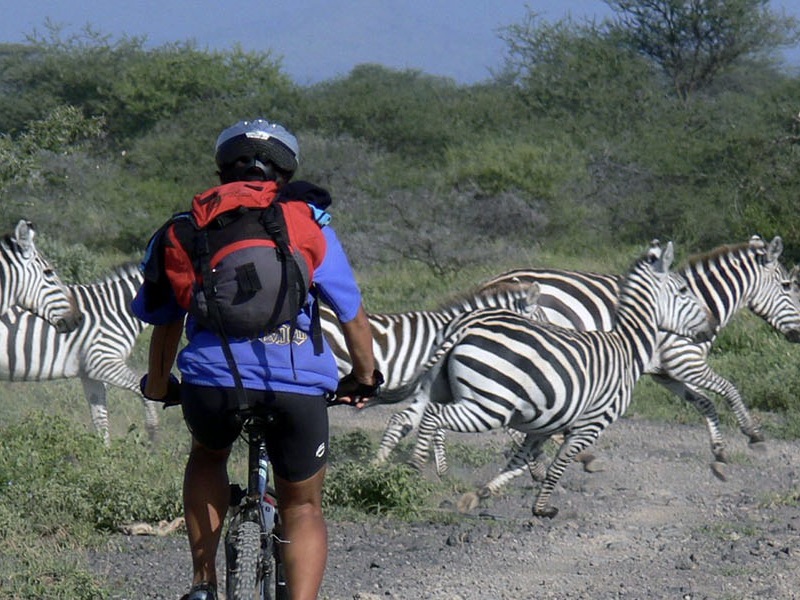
top-left (0, 412), bottom-right (183, 537)
top-left (324, 461), bottom-right (435, 518)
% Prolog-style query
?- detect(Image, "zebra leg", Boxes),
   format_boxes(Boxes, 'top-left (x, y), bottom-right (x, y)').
top-left (374, 399), bottom-right (427, 465)
top-left (533, 430), bottom-right (598, 519)
top-left (651, 375), bottom-right (729, 476)
top-left (81, 378), bottom-right (111, 446)
top-left (407, 403), bottom-right (445, 471)
top-left (432, 428), bottom-right (447, 475)
top-left (480, 434), bottom-right (547, 496)
top-left (687, 367), bottom-right (765, 447)
top-left (115, 368), bottom-right (160, 443)
top-left (142, 397), bottom-right (160, 444)
top-left (454, 434), bottom-right (548, 513)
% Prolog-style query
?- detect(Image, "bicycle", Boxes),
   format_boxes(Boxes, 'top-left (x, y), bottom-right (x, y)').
top-left (142, 370), bottom-right (382, 600)
top-left (224, 411), bottom-right (289, 600)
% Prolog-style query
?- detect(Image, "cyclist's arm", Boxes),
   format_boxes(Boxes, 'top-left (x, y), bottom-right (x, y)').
top-left (143, 318), bottom-right (184, 399)
top-left (341, 305), bottom-right (378, 385)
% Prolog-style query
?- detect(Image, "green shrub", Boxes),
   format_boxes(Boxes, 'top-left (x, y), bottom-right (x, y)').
top-left (324, 462), bottom-right (435, 518)
top-left (0, 412), bottom-right (183, 537)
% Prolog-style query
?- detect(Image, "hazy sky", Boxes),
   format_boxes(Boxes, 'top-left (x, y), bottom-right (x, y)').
top-left (1, 1), bottom-right (798, 84)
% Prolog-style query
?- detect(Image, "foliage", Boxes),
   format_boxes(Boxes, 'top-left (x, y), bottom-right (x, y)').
top-left (301, 64), bottom-right (527, 165)
top-left (0, 104), bottom-right (104, 189)
top-left (605, 0), bottom-right (800, 99)
top-left (499, 14), bottom-right (661, 136)
top-left (0, 412), bottom-right (183, 537)
top-left (0, 25), bottom-right (294, 142)
top-left (324, 461), bottom-right (435, 518)
top-left (0, 412), bottom-right (183, 598)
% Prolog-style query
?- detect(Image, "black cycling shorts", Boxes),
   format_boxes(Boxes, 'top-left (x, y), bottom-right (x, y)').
top-left (180, 382), bottom-right (329, 482)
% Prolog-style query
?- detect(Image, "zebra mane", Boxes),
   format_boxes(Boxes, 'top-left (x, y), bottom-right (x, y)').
top-left (83, 262), bottom-right (143, 286)
top-left (435, 280), bottom-right (531, 312)
top-left (682, 241), bottom-right (752, 268)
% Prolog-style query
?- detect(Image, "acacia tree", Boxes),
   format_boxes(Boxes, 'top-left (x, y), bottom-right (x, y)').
top-left (605, 0), bottom-right (799, 99)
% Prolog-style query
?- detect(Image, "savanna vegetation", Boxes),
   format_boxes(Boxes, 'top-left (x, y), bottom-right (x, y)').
top-left (2, 1), bottom-right (800, 597)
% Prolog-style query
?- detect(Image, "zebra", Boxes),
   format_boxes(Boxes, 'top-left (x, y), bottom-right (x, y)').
top-left (0, 263), bottom-right (159, 444)
top-left (381, 241), bottom-right (715, 518)
top-left (379, 235), bottom-right (800, 480)
top-left (319, 280), bottom-right (544, 391)
top-left (0, 219), bottom-right (82, 332)
top-left (375, 266), bottom-right (710, 468)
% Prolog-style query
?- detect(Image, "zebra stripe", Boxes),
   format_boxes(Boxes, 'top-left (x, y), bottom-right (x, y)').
top-left (0, 220), bottom-right (82, 331)
top-left (319, 281), bottom-right (543, 389)
top-left (389, 242), bottom-right (713, 517)
top-left (0, 263), bottom-right (157, 443)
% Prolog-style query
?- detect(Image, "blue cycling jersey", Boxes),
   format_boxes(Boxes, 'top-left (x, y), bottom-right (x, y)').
top-left (132, 225), bottom-right (363, 395)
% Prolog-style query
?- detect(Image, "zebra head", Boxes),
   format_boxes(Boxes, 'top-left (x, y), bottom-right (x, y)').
top-left (745, 236), bottom-right (800, 343)
top-left (1, 220), bottom-right (83, 333)
top-left (649, 240), bottom-right (716, 344)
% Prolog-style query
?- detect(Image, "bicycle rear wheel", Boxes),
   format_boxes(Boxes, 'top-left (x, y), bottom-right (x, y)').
top-left (225, 514), bottom-right (273, 600)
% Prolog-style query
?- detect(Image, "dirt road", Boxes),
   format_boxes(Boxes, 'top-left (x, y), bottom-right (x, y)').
top-left (88, 405), bottom-right (800, 599)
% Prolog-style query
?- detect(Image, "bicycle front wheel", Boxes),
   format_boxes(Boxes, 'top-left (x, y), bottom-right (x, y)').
top-left (225, 516), bottom-right (272, 600)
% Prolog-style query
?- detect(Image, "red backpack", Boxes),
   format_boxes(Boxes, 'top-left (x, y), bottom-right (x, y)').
top-left (162, 180), bottom-right (327, 341)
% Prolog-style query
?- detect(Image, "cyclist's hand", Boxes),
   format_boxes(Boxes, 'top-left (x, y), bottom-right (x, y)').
top-left (333, 369), bottom-right (384, 408)
top-left (139, 373), bottom-right (182, 409)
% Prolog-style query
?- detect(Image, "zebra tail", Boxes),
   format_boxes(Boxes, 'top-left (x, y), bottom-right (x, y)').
top-left (375, 325), bottom-right (466, 405)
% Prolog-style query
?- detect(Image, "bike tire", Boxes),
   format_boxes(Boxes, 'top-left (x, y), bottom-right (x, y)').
top-left (226, 517), bottom-right (271, 600)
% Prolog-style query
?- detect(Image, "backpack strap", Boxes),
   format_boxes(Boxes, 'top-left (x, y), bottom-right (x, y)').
top-left (259, 204), bottom-right (313, 373)
top-left (309, 285), bottom-right (324, 355)
top-left (194, 227), bottom-right (250, 408)
top-left (260, 203), bottom-right (325, 357)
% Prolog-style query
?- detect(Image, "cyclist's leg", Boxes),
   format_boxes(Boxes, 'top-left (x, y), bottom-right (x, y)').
top-left (275, 468), bottom-right (327, 600)
top-left (181, 383), bottom-right (243, 592)
top-left (263, 392), bottom-right (329, 600)
top-left (184, 438), bottom-right (232, 588)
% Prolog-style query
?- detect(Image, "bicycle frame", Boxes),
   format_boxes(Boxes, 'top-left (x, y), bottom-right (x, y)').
top-left (225, 415), bottom-right (288, 600)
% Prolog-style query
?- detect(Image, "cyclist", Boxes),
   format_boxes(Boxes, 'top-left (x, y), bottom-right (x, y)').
top-left (132, 118), bottom-right (383, 600)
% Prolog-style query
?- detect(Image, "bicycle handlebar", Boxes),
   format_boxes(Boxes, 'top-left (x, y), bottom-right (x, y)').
top-left (139, 374), bottom-right (182, 408)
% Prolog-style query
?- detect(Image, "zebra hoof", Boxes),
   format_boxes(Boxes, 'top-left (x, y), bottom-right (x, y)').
top-left (457, 492), bottom-right (479, 513)
top-left (748, 440), bottom-right (767, 453)
top-left (579, 455), bottom-right (605, 473)
top-left (710, 461), bottom-right (728, 481)
top-left (532, 505), bottom-right (559, 519)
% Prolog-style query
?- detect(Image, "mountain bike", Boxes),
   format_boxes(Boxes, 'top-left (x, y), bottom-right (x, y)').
top-left (224, 412), bottom-right (289, 600)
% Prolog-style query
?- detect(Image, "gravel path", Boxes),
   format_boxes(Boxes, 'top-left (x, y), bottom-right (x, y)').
top-left (87, 404), bottom-right (800, 600)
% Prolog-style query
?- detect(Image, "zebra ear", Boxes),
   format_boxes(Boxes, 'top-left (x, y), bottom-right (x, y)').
top-left (647, 239), bottom-right (662, 264)
top-left (13, 220), bottom-right (36, 259)
top-left (749, 235), bottom-right (766, 250)
top-left (662, 241), bottom-right (674, 272)
top-left (766, 236), bottom-right (783, 264)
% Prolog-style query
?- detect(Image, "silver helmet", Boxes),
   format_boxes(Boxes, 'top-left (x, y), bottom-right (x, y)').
top-left (214, 119), bottom-right (300, 179)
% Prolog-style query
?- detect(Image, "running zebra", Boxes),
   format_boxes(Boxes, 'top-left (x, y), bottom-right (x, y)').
top-left (380, 235), bottom-right (800, 479)
top-left (0, 219), bottom-right (82, 331)
top-left (383, 241), bottom-right (715, 518)
top-left (319, 280), bottom-right (544, 391)
top-left (0, 263), bottom-right (158, 444)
